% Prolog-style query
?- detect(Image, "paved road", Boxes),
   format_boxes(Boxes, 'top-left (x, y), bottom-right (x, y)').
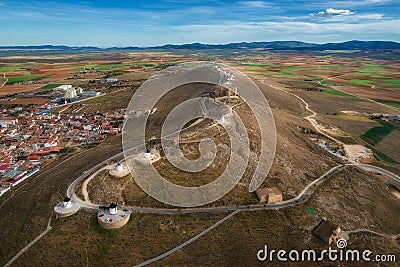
top-left (44, 72), bottom-right (400, 267)
top-left (7, 70), bottom-right (400, 266)
top-left (69, 163), bottom-right (345, 214)
top-left (129, 77), bottom-right (400, 266)
top-left (130, 163), bottom-right (400, 266)
top-left (349, 163), bottom-right (400, 183)
top-left (67, 79), bottom-right (400, 214)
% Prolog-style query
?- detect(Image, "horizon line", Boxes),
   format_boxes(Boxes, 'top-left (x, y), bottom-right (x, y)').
top-left (1, 39), bottom-right (400, 49)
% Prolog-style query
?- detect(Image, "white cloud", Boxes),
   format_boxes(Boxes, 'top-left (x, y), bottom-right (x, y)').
top-left (239, 1), bottom-right (270, 8)
top-left (311, 8), bottom-right (355, 17)
top-left (169, 19), bottom-right (400, 44)
top-left (340, 0), bottom-right (392, 5)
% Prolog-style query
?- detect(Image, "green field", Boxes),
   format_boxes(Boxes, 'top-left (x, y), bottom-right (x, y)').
top-left (362, 74), bottom-right (389, 79)
top-left (320, 80), bottom-right (339, 85)
top-left (164, 60), bottom-right (189, 65)
top-left (359, 64), bottom-right (385, 71)
top-left (304, 77), bottom-right (324, 81)
top-left (71, 63), bottom-right (123, 70)
top-left (383, 79), bottom-right (400, 84)
top-left (276, 72), bottom-right (295, 77)
top-left (249, 63), bottom-right (278, 67)
top-left (280, 66), bottom-right (310, 71)
top-left (328, 115), bottom-right (375, 122)
top-left (136, 63), bottom-right (156, 67)
top-left (322, 88), bottom-right (355, 97)
top-left (280, 66), bottom-right (299, 71)
top-left (376, 85), bottom-right (399, 89)
top-left (244, 67), bottom-right (266, 71)
top-left (350, 79), bottom-right (374, 87)
top-left (0, 66), bottom-right (23, 72)
top-left (6, 75), bottom-right (50, 84)
top-left (366, 145), bottom-right (399, 164)
top-left (71, 64), bottom-right (98, 69)
top-left (361, 121), bottom-right (399, 145)
top-left (376, 100), bottom-right (400, 109)
top-left (97, 63), bottom-right (124, 70)
top-left (319, 64), bottom-right (347, 70)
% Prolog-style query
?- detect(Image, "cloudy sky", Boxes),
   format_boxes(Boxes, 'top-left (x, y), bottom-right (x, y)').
top-left (0, 0), bottom-right (399, 46)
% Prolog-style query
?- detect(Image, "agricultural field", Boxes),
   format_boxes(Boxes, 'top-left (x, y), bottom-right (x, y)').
top-left (232, 52), bottom-right (400, 164)
top-left (361, 121), bottom-right (400, 146)
top-left (0, 53), bottom-right (197, 96)
top-left (231, 52), bottom-right (400, 108)
top-left (1, 49), bottom-right (399, 266)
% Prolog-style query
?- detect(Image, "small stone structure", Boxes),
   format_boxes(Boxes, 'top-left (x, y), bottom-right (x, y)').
top-left (313, 218), bottom-right (349, 245)
top-left (98, 204), bottom-right (130, 229)
top-left (54, 197), bottom-right (80, 218)
top-left (255, 187), bottom-right (283, 204)
top-left (109, 161), bottom-right (130, 178)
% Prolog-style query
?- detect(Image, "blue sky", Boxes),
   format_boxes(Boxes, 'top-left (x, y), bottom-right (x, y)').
top-left (0, 0), bottom-right (399, 46)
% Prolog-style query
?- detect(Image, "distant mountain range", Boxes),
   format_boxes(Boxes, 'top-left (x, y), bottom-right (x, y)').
top-left (1, 40), bottom-right (400, 51)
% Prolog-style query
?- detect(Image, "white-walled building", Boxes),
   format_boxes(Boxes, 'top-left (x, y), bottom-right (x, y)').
top-left (65, 87), bottom-right (77, 99)
top-left (106, 78), bottom-right (118, 83)
top-left (0, 117), bottom-right (18, 128)
top-left (53, 84), bottom-right (72, 92)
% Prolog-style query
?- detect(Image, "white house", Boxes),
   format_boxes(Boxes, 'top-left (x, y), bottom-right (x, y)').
top-left (53, 84), bottom-right (72, 92)
top-left (0, 117), bottom-right (18, 128)
top-left (65, 87), bottom-right (77, 99)
top-left (106, 78), bottom-right (118, 83)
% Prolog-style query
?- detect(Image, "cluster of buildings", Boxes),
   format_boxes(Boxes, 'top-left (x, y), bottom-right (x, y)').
top-left (369, 113), bottom-right (400, 122)
top-left (53, 85), bottom-right (101, 103)
top-left (12, 80), bottom-right (44, 85)
top-left (0, 107), bottom-right (125, 196)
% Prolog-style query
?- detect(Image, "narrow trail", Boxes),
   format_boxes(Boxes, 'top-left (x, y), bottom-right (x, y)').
top-left (4, 213), bottom-right (53, 267)
top-left (261, 80), bottom-right (344, 145)
top-left (347, 228), bottom-right (390, 238)
top-left (134, 210), bottom-right (241, 267)
top-left (0, 73), bottom-right (8, 88)
top-left (260, 78), bottom-right (400, 166)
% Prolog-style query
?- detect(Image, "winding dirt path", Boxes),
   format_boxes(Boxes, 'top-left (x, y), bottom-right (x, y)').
top-left (81, 165), bottom-right (113, 203)
top-left (261, 80), bottom-right (344, 145)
